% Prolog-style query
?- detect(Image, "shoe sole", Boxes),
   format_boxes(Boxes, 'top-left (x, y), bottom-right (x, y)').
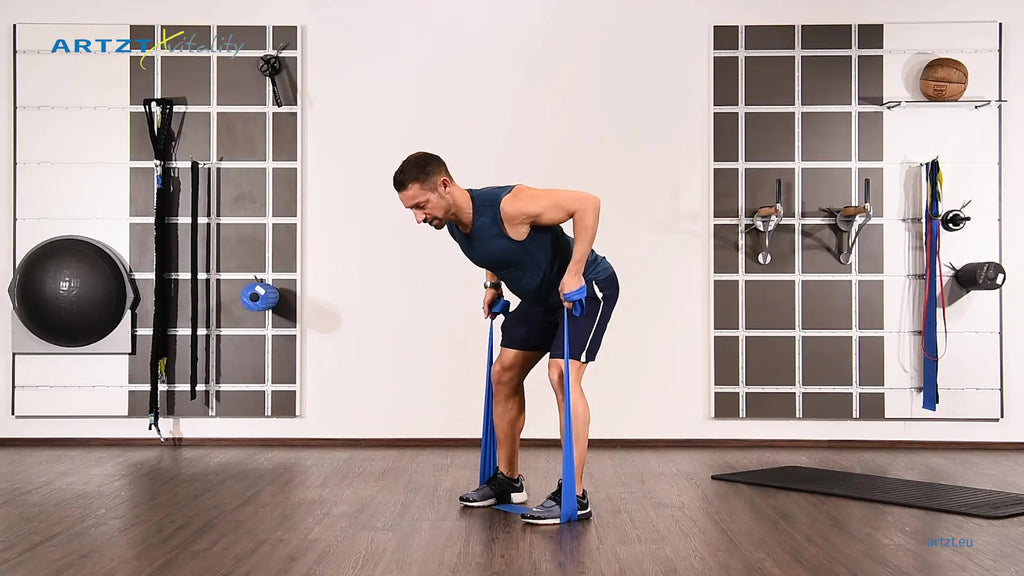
top-left (521, 508), bottom-right (592, 525)
top-left (459, 491), bottom-right (529, 508)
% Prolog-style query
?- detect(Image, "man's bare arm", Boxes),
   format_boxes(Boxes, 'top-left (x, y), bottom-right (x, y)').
top-left (503, 185), bottom-right (601, 275)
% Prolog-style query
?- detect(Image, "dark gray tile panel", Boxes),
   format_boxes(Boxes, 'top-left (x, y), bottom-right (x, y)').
top-left (745, 112), bottom-right (795, 162)
top-left (218, 55), bottom-right (267, 106)
top-left (745, 56), bottom-right (794, 106)
top-left (802, 112), bottom-right (851, 162)
top-left (216, 335), bottom-right (266, 384)
top-left (802, 280), bottom-right (853, 330)
top-left (714, 56), bottom-right (739, 107)
top-left (802, 392), bottom-right (853, 418)
top-left (744, 280), bottom-right (795, 330)
top-left (714, 26), bottom-right (739, 50)
top-left (801, 56), bottom-right (851, 106)
top-left (714, 280), bottom-right (739, 330)
top-left (273, 168), bottom-right (298, 217)
top-left (715, 336), bottom-right (739, 387)
top-left (715, 392), bottom-right (740, 418)
top-left (858, 336), bottom-right (885, 387)
top-left (745, 336), bottom-right (795, 386)
top-left (745, 25), bottom-right (795, 50)
top-left (216, 390), bottom-right (266, 417)
top-left (801, 25), bottom-right (852, 49)
top-left (746, 392), bottom-right (796, 418)
top-left (802, 336), bottom-right (853, 386)
top-left (272, 335), bottom-right (296, 385)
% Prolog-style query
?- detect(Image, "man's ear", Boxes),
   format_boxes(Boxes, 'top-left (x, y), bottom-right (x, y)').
top-left (436, 177), bottom-right (451, 196)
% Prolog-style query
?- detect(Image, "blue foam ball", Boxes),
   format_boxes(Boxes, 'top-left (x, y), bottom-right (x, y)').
top-left (240, 282), bottom-right (280, 312)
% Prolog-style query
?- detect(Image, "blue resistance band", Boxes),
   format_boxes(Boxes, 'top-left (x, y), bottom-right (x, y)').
top-left (559, 284), bottom-right (586, 523)
top-left (480, 297), bottom-right (532, 514)
top-left (480, 299), bottom-right (506, 483)
top-left (480, 285), bottom-right (588, 522)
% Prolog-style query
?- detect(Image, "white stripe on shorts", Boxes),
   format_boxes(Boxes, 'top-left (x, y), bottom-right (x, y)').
top-left (580, 281), bottom-right (605, 363)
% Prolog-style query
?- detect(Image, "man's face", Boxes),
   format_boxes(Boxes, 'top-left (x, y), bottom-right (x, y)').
top-left (400, 179), bottom-right (450, 230)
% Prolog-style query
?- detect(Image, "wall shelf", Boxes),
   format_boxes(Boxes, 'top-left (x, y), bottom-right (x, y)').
top-left (880, 99), bottom-right (1006, 110)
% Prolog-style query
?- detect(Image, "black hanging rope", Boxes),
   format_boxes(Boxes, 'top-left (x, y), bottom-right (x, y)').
top-left (143, 98), bottom-right (175, 440)
top-left (205, 163), bottom-right (214, 400)
top-left (190, 159), bottom-right (200, 401)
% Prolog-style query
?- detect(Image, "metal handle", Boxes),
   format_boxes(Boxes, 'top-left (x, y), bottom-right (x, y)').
top-left (748, 179), bottom-right (784, 265)
top-left (760, 226), bottom-right (775, 264)
top-left (829, 177), bottom-right (874, 264)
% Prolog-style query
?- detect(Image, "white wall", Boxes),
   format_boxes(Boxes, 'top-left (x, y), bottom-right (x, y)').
top-left (1, 0), bottom-right (1020, 440)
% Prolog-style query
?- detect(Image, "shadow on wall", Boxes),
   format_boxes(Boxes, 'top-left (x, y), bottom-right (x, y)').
top-left (800, 221), bottom-right (845, 260)
top-left (943, 275), bottom-right (970, 307)
top-left (897, 166), bottom-right (924, 378)
top-left (901, 53), bottom-right (942, 100)
top-left (272, 286), bottom-right (298, 324)
top-left (302, 297), bottom-right (342, 334)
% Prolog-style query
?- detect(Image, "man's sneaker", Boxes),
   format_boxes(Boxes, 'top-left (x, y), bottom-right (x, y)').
top-left (458, 468), bottom-right (528, 507)
top-left (520, 479), bottom-right (593, 525)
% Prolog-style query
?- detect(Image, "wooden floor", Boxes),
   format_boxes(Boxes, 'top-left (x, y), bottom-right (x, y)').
top-left (1, 445), bottom-right (1022, 575)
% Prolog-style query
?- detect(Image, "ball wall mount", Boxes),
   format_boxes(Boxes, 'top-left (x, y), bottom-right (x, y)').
top-left (8, 235), bottom-right (136, 354)
top-left (941, 199), bottom-right (973, 232)
top-left (942, 260), bottom-right (1006, 307)
top-left (951, 261), bottom-right (1006, 292)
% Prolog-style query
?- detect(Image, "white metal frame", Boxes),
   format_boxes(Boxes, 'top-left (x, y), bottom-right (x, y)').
top-left (710, 24), bottom-right (889, 420)
top-left (123, 23), bottom-right (304, 417)
top-left (710, 22), bottom-right (1004, 420)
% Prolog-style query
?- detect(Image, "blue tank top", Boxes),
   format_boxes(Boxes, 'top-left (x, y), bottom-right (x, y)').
top-left (447, 185), bottom-right (613, 308)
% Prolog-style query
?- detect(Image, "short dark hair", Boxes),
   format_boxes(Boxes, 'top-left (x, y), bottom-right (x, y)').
top-left (393, 151), bottom-right (452, 192)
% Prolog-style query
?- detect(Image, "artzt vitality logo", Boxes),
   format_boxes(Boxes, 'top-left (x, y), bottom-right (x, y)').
top-left (50, 29), bottom-right (244, 68)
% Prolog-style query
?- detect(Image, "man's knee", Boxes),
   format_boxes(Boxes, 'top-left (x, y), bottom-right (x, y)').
top-left (492, 349), bottom-right (545, 392)
top-left (547, 362), bottom-right (564, 395)
top-left (491, 360), bottom-right (514, 388)
top-left (491, 356), bottom-right (528, 395)
top-left (548, 359), bottom-right (588, 393)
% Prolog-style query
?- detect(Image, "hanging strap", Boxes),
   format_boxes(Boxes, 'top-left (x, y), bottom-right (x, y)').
top-left (205, 163), bottom-right (215, 403)
top-left (190, 159), bottom-right (200, 401)
top-left (144, 98), bottom-right (175, 439)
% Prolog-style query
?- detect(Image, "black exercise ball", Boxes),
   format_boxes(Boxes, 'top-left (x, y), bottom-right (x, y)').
top-left (9, 236), bottom-right (131, 348)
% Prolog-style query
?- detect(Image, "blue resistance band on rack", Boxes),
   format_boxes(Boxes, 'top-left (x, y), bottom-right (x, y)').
top-left (480, 285), bottom-right (588, 522)
top-left (922, 159), bottom-right (943, 412)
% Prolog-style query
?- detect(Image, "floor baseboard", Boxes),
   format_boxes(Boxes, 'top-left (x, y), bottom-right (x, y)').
top-left (0, 438), bottom-right (1022, 449)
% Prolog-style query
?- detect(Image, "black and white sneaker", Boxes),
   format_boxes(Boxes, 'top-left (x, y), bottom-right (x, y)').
top-left (459, 469), bottom-right (529, 507)
top-left (520, 480), bottom-right (592, 525)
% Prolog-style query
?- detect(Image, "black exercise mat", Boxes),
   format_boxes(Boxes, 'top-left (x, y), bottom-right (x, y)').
top-left (711, 465), bottom-right (1024, 519)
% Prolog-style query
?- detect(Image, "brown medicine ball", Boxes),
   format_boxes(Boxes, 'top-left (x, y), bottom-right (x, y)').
top-left (920, 57), bottom-right (968, 101)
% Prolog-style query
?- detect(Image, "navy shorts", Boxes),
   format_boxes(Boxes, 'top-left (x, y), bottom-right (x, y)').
top-left (500, 271), bottom-right (619, 363)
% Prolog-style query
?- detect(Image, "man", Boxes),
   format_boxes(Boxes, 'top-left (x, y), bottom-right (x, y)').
top-left (392, 151), bottom-right (619, 524)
